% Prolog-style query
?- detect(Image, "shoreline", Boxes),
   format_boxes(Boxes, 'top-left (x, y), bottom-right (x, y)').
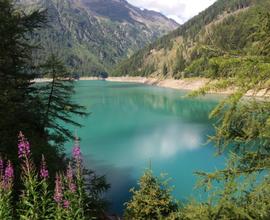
top-left (33, 76), bottom-right (269, 97)
top-left (107, 76), bottom-right (217, 92)
top-left (107, 77), bottom-right (269, 97)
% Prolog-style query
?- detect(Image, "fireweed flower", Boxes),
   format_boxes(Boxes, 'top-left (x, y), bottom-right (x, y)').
top-left (54, 174), bottom-right (63, 204)
top-left (66, 163), bottom-right (76, 193)
top-left (4, 161), bottom-right (14, 179)
top-left (0, 157), bottom-right (3, 176)
top-left (4, 161), bottom-right (13, 190)
top-left (67, 163), bottom-right (73, 180)
top-left (40, 155), bottom-right (49, 179)
top-left (72, 138), bottom-right (81, 160)
top-left (70, 182), bottom-right (76, 193)
top-left (63, 200), bottom-right (70, 209)
top-left (18, 131), bottom-right (30, 158)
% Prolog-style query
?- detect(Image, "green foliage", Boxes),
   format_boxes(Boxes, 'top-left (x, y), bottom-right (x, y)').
top-left (162, 64), bottom-right (168, 76)
top-left (83, 169), bottom-right (110, 218)
top-left (124, 169), bottom-right (178, 220)
top-left (254, 11), bottom-right (270, 56)
top-left (39, 54), bottom-right (88, 144)
top-left (179, 153), bottom-right (270, 220)
top-left (184, 57), bottom-right (209, 77)
top-left (0, 0), bottom-right (45, 158)
top-left (173, 49), bottom-right (186, 76)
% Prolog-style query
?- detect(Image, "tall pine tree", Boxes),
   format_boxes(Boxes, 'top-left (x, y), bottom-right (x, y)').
top-left (0, 0), bottom-right (48, 162)
top-left (39, 54), bottom-right (88, 144)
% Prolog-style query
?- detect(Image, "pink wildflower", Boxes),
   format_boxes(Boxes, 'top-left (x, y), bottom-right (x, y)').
top-left (40, 155), bottom-right (49, 179)
top-left (54, 174), bottom-right (63, 204)
top-left (0, 157), bottom-right (3, 176)
top-left (66, 163), bottom-right (73, 181)
top-left (4, 160), bottom-right (13, 190)
top-left (72, 138), bottom-right (81, 160)
top-left (4, 161), bottom-right (13, 179)
top-left (63, 200), bottom-right (70, 209)
top-left (66, 163), bottom-right (76, 193)
top-left (69, 183), bottom-right (76, 193)
top-left (18, 131), bottom-right (30, 158)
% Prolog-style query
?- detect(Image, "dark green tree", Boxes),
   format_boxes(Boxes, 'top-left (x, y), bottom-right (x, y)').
top-left (0, 0), bottom-right (50, 162)
top-left (173, 49), bottom-right (186, 75)
top-left (0, 0), bottom-right (68, 209)
top-left (162, 63), bottom-right (168, 76)
top-left (39, 54), bottom-right (88, 144)
top-left (125, 169), bottom-right (178, 220)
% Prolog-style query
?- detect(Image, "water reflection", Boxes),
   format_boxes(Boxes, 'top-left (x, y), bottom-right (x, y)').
top-left (64, 81), bottom-right (226, 214)
top-left (136, 124), bottom-right (202, 159)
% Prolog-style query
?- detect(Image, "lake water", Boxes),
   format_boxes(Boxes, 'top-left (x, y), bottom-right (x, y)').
top-left (64, 80), bottom-right (226, 214)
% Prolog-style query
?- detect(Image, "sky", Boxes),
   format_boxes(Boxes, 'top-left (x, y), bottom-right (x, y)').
top-left (127, 0), bottom-right (217, 24)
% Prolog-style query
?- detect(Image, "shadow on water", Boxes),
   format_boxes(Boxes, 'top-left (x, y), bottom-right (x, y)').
top-left (84, 155), bottom-right (136, 215)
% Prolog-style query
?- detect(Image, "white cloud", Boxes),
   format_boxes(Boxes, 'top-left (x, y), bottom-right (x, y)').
top-left (127, 0), bottom-right (217, 24)
top-left (137, 124), bottom-right (202, 159)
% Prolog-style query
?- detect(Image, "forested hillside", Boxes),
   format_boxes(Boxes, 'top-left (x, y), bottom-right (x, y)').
top-left (113, 0), bottom-right (268, 79)
top-left (16, 0), bottom-right (178, 76)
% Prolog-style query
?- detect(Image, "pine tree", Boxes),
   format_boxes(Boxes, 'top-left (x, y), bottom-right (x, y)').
top-left (39, 54), bottom-right (88, 144)
top-left (0, 0), bottom-right (47, 161)
top-left (124, 169), bottom-right (178, 220)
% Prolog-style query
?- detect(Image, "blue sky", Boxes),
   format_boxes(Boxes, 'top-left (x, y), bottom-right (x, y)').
top-left (127, 0), bottom-right (217, 24)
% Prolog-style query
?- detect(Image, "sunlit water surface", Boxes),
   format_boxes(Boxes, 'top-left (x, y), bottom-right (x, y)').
top-left (64, 80), bottom-right (226, 214)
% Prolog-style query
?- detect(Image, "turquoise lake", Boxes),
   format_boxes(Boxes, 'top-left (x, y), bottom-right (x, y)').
top-left (65, 80), bottom-right (226, 214)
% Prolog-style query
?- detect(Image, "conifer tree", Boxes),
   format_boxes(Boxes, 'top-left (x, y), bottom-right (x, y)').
top-left (125, 169), bottom-right (178, 220)
top-left (0, 0), bottom-right (47, 161)
top-left (39, 54), bottom-right (88, 144)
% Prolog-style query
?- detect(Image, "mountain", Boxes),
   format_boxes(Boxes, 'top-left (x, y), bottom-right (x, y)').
top-left (113, 0), bottom-right (270, 79)
top-left (16, 0), bottom-right (178, 75)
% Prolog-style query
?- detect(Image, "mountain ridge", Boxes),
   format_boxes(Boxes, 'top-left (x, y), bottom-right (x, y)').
top-left (113, 0), bottom-right (269, 78)
top-left (16, 0), bottom-right (179, 75)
